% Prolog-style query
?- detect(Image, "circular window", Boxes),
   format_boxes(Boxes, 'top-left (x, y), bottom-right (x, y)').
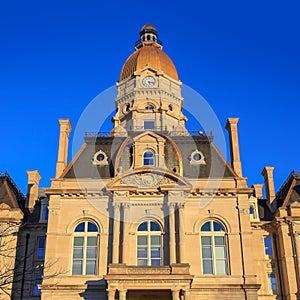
top-left (190, 150), bottom-right (206, 165)
top-left (193, 153), bottom-right (202, 161)
top-left (93, 150), bottom-right (108, 166)
top-left (97, 153), bottom-right (105, 161)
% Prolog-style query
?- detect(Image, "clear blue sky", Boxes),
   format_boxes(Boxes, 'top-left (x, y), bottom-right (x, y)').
top-left (0, 0), bottom-right (299, 194)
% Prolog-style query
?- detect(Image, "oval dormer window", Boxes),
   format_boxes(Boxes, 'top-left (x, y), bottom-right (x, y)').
top-left (145, 104), bottom-right (155, 110)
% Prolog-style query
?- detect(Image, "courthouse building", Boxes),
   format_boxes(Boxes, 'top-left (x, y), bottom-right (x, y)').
top-left (1, 24), bottom-right (300, 300)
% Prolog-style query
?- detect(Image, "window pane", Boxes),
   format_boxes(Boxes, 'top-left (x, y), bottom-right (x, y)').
top-left (268, 273), bottom-right (277, 291)
top-left (87, 237), bottom-right (97, 246)
top-left (201, 222), bottom-right (211, 231)
top-left (38, 237), bottom-right (46, 248)
top-left (72, 260), bottom-right (83, 275)
top-left (38, 249), bottom-right (45, 260)
top-left (203, 260), bottom-right (213, 274)
top-left (151, 246), bottom-right (161, 258)
top-left (215, 236), bottom-right (225, 246)
top-left (144, 121), bottom-right (154, 130)
top-left (202, 246), bottom-right (212, 258)
top-left (138, 259), bottom-right (148, 266)
top-left (86, 260), bottom-right (96, 275)
top-left (86, 247), bottom-right (97, 259)
top-left (74, 237), bottom-right (84, 246)
top-left (213, 221), bottom-right (225, 232)
top-left (249, 206), bottom-right (254, 214)
top-left (150, 222), bottom-right (160, 231)
top-left (137, 236), bottom-right (147, 245)
top-left (215, 246), bottom-right (226, 259)
top-left (137, 247), bottom-right (147, 258)
top-left (75, 222), bottom-right (85, 232)
top-left (151, 236), bottom-right (160, 245)
top-left (151, 259), bottom-right (161, 266)
top-left (137, 222), bottom-right (148, 231)
top-left (216, 260), bottom-right (227, 274)
top-left (73, 247), bottom-right (83, 259)
top-left (34, 274), bottom-right (42, 296)
top-left (88, 222), bottom-right (98, 232)
top-left (264, 237), bottom-right (273, 256)
top-left (201, 236), bottom-right (211, 245)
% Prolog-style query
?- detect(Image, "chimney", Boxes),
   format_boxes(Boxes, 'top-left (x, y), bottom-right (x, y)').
top-left (225, 118), bottom-right (243, 177)
top-left (261, 166), bottom-right (276, 209)
top-left (252, 184), bottom-right (263, 199)
top-left (55, 119), bottom-right (72, 178)
top-left (26, 170), bottom-right (41, 208)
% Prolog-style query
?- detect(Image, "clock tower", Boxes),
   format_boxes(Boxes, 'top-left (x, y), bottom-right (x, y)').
top-left (111, 24), bottom-right (187, 136)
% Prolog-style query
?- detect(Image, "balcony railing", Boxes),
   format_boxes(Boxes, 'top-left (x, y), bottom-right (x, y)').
top-left (85, 129), bottom-right (209, 138)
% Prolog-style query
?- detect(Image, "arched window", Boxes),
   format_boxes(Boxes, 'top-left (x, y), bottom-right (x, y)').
top-left (200, 220), bottom-right (228, 275)
top-left (72, 221), bottom-right (99, 275)
top-left (143, 151), bottom-right (155, 166)
top-left (137, 220), bottom-right (162, 266)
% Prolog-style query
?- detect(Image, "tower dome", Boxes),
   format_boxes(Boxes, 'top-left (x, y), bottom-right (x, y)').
top-left (119, 24), bottom-right (178, 81)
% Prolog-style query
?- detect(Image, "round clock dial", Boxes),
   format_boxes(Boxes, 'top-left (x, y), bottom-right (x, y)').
top-left (142, 76), bottom-right (156, 88)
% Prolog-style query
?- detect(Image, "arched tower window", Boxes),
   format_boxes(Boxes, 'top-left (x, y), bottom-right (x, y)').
top-left (137, 220), bottom-right (162, 266)
top-left (143, 151), bottom-right (155, 166)
top-left (200, 220), bottom-right (228, 275)
top-left (72, 221), bottom-right (99, 275)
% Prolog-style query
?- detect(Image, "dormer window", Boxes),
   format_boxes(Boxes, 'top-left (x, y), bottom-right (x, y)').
top-left (143, 151), bottom-right (155, 166)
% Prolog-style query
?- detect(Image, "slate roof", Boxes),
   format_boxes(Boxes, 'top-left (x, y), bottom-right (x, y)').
top-left (275, 171), bottom-right (300, 207)
top-left (62, 133), bottom-right (236, 180)
top-left (0, 172), bottom-right (25, 209)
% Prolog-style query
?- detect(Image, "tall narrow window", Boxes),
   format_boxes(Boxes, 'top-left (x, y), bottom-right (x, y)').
top-left (37, 237), bottom-right (46, 260)
top-left (72, 221), bottom-right (99, 275)
top-left (268, 273), bottom-right (277, 293)
top-left (33, 274), bottom-right (42, 296)
top-left (264, 236), bottom-right (273, 257)
top-left (143, 151), bottom-right (155, 166)
top-left (137, 220), bottom-right (162, 266)
top-left (200, 220), bottom-right (228, 275)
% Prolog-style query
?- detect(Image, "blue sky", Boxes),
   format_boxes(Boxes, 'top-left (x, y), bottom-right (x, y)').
top-left (0, 0), bottom-right (299, 194)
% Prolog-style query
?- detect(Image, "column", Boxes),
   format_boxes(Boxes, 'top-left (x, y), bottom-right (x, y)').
top-left (119, 289), bottom-right (127, 300)
top-left (171, 289), bottom-right (180, 300)
top-left (293, 230), bottom-right (300, 292)
top-left (184, 290), bottom-right (191, 300)
top-left (178, 203), bottom-right (185, 262)
top-left (107, 289), bottom-right (116, 300)
top-left (122, 203), bottom-right (130, 264)
top-left (169, 203), bottom-right (176, 264)
top-left (112, 202), bottom-right (120, 264)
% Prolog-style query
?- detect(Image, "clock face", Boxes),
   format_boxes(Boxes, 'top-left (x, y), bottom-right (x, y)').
top-left (142, 76), bottom-right (156, 88)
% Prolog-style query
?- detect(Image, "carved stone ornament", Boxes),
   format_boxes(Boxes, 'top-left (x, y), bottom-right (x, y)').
top-left (121, 173), bottom-right (174, 188)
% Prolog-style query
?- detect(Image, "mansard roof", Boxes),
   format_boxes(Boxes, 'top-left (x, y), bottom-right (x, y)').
top-left (275, 171), bottom-right (300, 207)
top-left (0, 171), bottom-right (25, 209)
top-left (62, 132), bottom-right (236, 180)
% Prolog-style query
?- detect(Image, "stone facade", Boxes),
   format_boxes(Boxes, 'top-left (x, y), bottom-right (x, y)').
top-left (1, 24), bottom-right (300, 300)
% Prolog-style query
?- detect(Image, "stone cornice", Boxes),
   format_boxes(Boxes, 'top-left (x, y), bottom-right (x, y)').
top-left (115, 89), bottom-right (183, 106)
